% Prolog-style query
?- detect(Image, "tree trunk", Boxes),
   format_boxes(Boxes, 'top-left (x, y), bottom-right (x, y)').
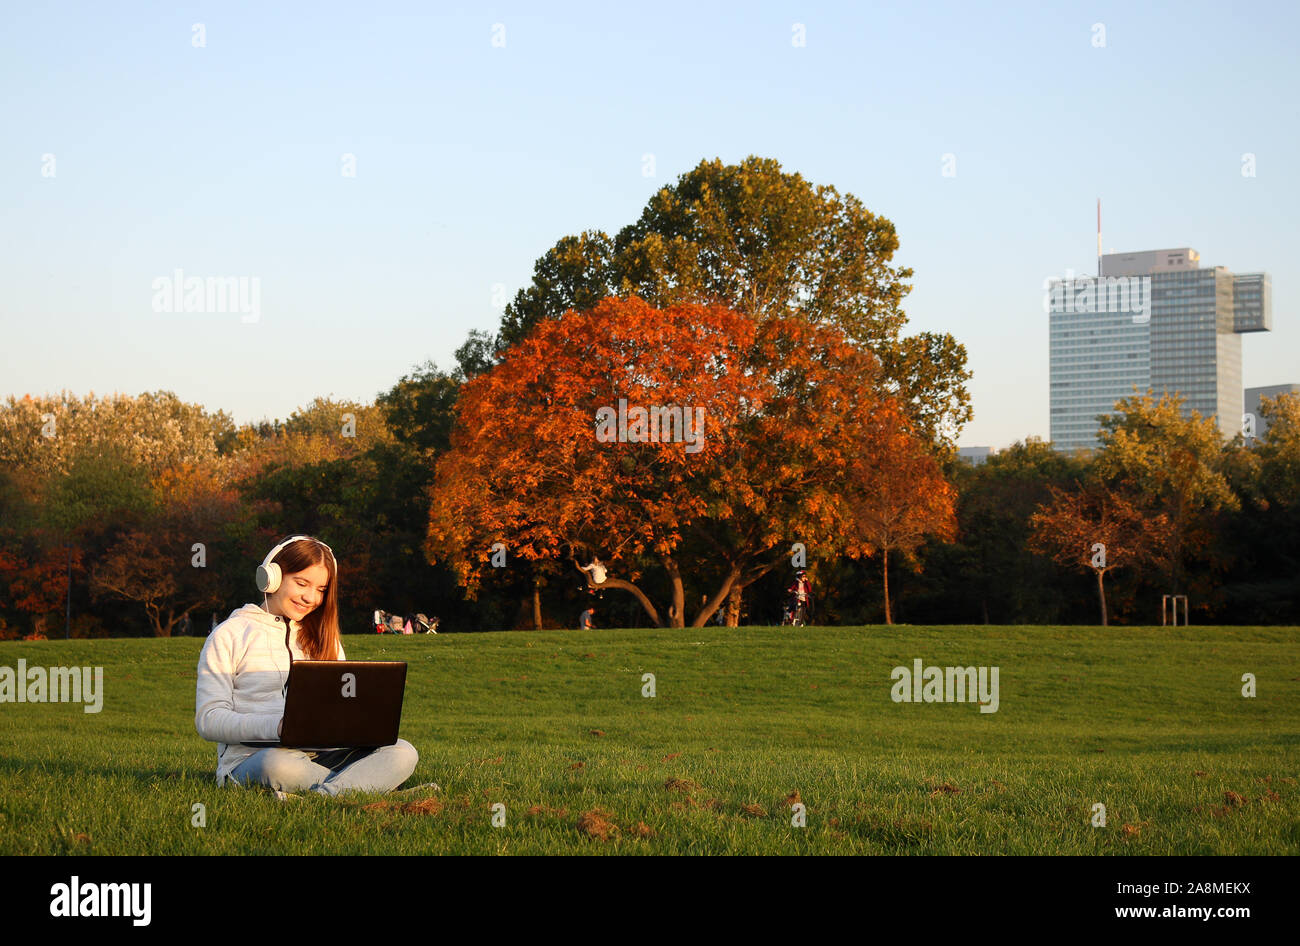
top-left (1095, 569), bottom-right (1108, 626)
top-left (532, 580), bottom-right (542, 630)
top-left (883, 549), bottom-right (893, 625)
top-left (663, 557), bottom-right (686, 629)
top-left (693, 566), bottom-right (741, 627)
top-left (597, 578), bottom-right (662, 626)
top-left (147, 601), bottom-right (169, 638)
top-left (64, 545), bottom-right (72, 640)
top-left (725, 586), bottom-right (742, 627)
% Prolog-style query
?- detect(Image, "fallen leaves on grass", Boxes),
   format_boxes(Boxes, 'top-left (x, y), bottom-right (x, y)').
top-left (785, 790), bottom-right (802, 807)
top-left (525, 804), bottom-right (568, 817)
top-left (739, 803), bottom-right (767, 817)
top-left (664, 777), bottom-right (699, 794)
top-left (569, 761), bottom-right (585, 770)
top-left (362, 797), bottom-right (443, 816)
top-left (1258, 790), bottom-right (1281, 803)
top-left (923, 777), bottom-right (960, 797)
top-left (574, 808), bottom-right (655, 841)
top-left (589, 730), bottom-right (605, 737)
top-left (1121, 822), bottom-right (1148, 839)
top-left (1223, 791), bottom-right (1247, 808)
top-left (661, 753), bottom-right (681, 761)
top-left (1194, 770), bottom-right (1208, 777)
top-left (576, 809), bottom-right (617, 841)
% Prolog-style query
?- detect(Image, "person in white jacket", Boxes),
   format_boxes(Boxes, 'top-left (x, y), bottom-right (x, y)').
top-left (195, 535), bottom-right (419, 796)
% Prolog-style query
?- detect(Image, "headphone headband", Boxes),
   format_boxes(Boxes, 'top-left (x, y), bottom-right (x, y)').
top-left (256, 535), bottom-right (335, 594)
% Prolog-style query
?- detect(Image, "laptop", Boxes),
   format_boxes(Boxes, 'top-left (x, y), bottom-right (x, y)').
top-left (243, 660), bottom-right (407, 750)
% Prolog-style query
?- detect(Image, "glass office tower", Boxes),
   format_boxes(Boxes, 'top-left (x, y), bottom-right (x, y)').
top-left (1048, 290), bottom-right (1150, 453)
top-left (1049, 248), bottom-right (1271, 452)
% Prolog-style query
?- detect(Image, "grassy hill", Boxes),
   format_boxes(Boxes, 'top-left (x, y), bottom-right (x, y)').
top-left (1, 624), bottom-right (1297, 855)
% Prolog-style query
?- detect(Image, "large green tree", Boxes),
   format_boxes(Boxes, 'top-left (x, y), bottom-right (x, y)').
top-left (498, 156), bottom-right (972, 449)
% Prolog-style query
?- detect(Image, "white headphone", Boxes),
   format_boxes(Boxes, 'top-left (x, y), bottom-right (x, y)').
top-left (255, 535), bottom-right (336, 594)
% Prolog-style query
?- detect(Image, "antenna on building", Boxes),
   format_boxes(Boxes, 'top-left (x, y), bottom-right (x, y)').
top-left (1097, 198), bottom-right (1102, 277)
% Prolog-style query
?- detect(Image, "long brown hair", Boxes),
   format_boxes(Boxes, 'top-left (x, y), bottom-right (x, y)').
top-left (269, 536), bottom-right (340, 661)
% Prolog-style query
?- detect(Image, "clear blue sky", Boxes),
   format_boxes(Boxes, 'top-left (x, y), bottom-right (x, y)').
top-left (2, 0), bottom-right (1296, 449)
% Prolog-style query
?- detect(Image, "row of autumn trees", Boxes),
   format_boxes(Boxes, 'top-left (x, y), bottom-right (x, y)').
top-left (2, 156), bottom-right (1297, 635)
top-left (3, 374), bottom-right (1295, 636)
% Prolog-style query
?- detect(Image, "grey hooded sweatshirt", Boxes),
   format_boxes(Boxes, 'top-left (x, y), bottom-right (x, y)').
top-left (195, 603), bottom-right (344, 785)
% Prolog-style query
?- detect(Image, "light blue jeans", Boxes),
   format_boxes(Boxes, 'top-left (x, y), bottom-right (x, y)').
top-left (229, 739), bottom-right (419, 796)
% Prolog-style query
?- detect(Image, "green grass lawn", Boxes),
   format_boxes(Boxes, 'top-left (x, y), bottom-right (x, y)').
top-left (1, 624), bottom-right (1297, 855)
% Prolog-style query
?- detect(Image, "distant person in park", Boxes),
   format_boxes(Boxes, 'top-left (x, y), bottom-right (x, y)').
top-left (195, 535), bottom-right (419, 798)
top-left (785, 569), bottom-right (813, 624)
top-left (579, 607), bottom-right (596, 630)
top-left (373, 609), bottom-right (385, 634)
top-left (580, 557), bottom-right (608, 596)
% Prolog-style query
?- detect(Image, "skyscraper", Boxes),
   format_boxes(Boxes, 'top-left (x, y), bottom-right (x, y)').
top-left (1048, 248), bottom-right (1272, 451)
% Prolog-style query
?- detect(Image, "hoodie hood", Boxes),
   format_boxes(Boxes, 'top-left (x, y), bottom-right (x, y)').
top-left (229, 602), bottom-right (301, 633)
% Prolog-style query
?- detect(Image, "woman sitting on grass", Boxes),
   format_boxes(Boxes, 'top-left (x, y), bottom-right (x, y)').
top-left (195, 535), bottom-right (420, 798)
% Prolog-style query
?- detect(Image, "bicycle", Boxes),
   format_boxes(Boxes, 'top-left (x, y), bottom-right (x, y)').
top-left (782, 595), bottom-right (811, 627)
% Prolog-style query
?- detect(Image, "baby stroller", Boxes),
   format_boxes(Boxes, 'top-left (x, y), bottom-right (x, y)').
top-left (411, 613), bottom-right (439, 635)
top-left (372, 609), bottom-right (408, 634)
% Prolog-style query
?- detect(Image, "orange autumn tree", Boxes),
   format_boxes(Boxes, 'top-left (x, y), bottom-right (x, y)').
top-left (682, 315), bottom-right (913, 624)
top-left (0, 541), bottom-right (82, 638)
top-left (843, 410), bottom-right (957, 624)
top-left (426, 295), bottom-right (919, 627)
top-left (427, 296), bottom-right (761, 627)
top-left (1028, 485), bottom-right (1169, 625)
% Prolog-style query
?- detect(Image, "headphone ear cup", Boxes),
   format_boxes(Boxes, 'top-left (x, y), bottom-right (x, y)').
top-left (256, 563), bottom-right (281, 594)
